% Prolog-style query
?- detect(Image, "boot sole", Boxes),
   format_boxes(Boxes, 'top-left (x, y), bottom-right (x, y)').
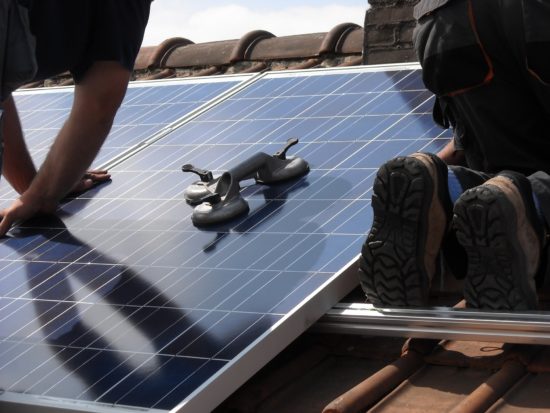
top-left (453, 185), bottom-right (538, 310)
top-left (359, 156), bottom-right (436, 307)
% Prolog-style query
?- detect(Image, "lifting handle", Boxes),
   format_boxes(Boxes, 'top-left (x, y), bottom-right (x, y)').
top-left (181, 164), bottom-right (214, 183)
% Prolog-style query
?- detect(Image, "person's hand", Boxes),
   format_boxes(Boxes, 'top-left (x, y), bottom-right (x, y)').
top-left (0, 192), bottom-right (57, 237)
top-left (69, 170), bottom-right (111, 195)
top-left (0, 169), bottom-right (110, 236)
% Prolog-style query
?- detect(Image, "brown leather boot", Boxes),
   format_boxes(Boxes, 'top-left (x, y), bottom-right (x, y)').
top-left (453, 171), bottom-right (544, 310)
top-left (359, 153), bottom-right (452, 307)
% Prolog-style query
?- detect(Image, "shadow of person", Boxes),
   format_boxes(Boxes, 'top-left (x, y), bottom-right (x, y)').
top-left (3, 215), bottom-right (223, 409)
top-left (57, 179), bottom-right (112, 217)
top-left (2, 169), bottom-right (358, 408)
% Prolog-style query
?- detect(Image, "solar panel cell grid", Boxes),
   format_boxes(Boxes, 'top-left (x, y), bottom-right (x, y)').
top-left (0, 79), bottom-right (243, 201)
top-left (0, 66), bottom-right (451, 412)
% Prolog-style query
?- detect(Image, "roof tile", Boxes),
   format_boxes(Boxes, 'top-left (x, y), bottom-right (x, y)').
top-left (319, 23), bottom-right (362, 54)
top-left (425, 342), bottom-right (537, 370)
top-left (164, 40), bottom-right (239, 68)
top-left (229, 30), bottom-right (275, 63)
top-left (134, 37), bottom-right (193, 70)
top-left (247, 33), bottom-right (327, 60)
top-left (323, 337), bottom-right (434, 413)
top-left (450, 360), bottom-right (527, 413)
top-left (487, 373), bottom-right (550, 412)
top-left (371, 365), bottom-right (492, 413)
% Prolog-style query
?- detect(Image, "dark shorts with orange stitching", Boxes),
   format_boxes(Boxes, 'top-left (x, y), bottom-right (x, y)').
top-left (413, 0), bottom-right (550, 227)
top-left (27, 0), bottom-right (152, 82)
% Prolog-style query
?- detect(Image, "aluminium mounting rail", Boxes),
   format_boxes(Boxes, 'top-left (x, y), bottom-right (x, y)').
top-left (314, 302), bottom-right (550, 345)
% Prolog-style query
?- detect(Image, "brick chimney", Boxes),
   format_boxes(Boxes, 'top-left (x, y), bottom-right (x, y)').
top-left (363, 0), bottom-right (420, 65)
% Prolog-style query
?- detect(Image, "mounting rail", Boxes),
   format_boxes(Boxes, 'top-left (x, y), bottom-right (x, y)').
top-left (314, 302), bottom-right (550, 345)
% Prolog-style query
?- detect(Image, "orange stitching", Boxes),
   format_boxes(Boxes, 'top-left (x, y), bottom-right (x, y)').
top-left (447, 0), bottom-right (495, 97)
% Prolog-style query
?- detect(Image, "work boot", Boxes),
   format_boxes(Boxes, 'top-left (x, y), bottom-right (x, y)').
top-left (359, 153), bottom-right (452, 307)
top-left (453, 172), bottom-right (544, 310)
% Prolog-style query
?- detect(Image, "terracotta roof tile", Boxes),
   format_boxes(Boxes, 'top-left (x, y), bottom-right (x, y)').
top-left (247, 32), bottom-right (326, 60)
top-left (142, 68), bottom-right (175, 80)
top-left (234, 61), bottom-right (268, 74)
top-left (21, 22), bottom-right (367, 87)
top-left (450, 360), bottom-right (527, 413)
top-left (286, 58), bottom-right (323, 70)
top-left (425, 342), bottom-right (538, 370)
top-left (487, 373), bottom-right (550, 412)
top-left (338, 27), bottom-right (364, 54)
top-left (371, 365), bottom-right (492, 413)
top-left (163, 39), bottom-right (238, 68)
top-left (230, 30), bottom-right (276, 62)
top-left (246, 23), bottom-right (363, 61)
top-left (319, 23), bottom-right (362, 54)
top-left (133, 37), bottom-right (193, 70)
top-left (130, 23), bottom-right (365, 81)
top-left (324, 354), bottom-right (426, 413)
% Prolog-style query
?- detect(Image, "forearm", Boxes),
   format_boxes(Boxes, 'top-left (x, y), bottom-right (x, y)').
top-left (21, 62), bottom-right (130, 211)
top-left (26, 110), bottom-right (113, 211)
top-left (1, 95), bottom-right (37, 193)
top-left (0, 63), bottom-right (129, 237)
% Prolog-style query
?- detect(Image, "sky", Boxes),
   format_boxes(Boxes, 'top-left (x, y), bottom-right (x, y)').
top-left (142, 0), bottom-right (367, 46)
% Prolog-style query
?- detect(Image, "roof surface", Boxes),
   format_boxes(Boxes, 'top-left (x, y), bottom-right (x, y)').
top-left (216, 292), bottom-right (550, 413)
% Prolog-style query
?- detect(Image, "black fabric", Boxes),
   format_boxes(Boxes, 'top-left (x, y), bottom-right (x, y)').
top-left (523, 0), bottom-right (550, 85)
top-left (0, 0), bottom-right (37, 100)
top-left (27, 0), bottom-right (152, 82)
top-left (413, 0), bottom-right (550, 174)
top-left (414, 0), bottom-right (492, 97)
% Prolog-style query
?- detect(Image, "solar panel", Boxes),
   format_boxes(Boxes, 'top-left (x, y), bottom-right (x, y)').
top-left (0, 76), bottom-right (248, 201)
top-left (0, 64), bottom-right (451, 412)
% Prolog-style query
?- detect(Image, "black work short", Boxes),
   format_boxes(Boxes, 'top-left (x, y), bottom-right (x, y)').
top-left (413, 0), bottom-right (550, 175)
top-left (28, 0), bottom-right (152, 82)
top-left (414, 0), bottom-right (550, 221)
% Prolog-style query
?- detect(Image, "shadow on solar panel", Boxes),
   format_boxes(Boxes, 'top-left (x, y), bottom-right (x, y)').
top-left (198, 180), bottom-right (310, 251)
top-left (0, 216), bottom-right (237, 409)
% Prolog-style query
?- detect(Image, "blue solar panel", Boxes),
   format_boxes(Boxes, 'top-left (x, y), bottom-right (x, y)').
top-left (1, 77), bottom-right (246, 202)
top-left (0, 65), bottom-right (451, 412)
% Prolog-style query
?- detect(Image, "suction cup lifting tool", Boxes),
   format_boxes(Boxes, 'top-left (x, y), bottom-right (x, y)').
top-left (182, 138), bottom-right (309, 226)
